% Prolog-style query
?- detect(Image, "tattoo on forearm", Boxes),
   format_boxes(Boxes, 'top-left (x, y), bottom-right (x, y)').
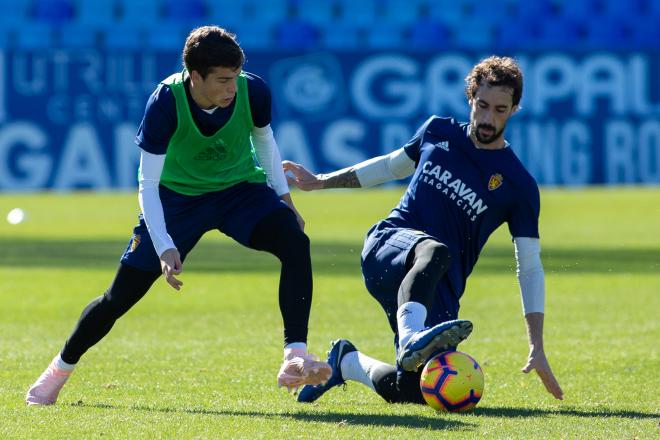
top-left (320, 168), bottom-right (361, 189)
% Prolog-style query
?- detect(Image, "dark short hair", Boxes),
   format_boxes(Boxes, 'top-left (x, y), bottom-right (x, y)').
top-left (465, 56), bottom-right (523, 106)
top-left (182, 26), bottom-right (245, 78)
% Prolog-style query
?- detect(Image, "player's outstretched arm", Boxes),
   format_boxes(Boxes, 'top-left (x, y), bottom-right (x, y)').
top-left (514, 237), bottom-right (563, 399)
top-left (283, 148), bottom-right (415, 191)
top-left (522, 312), bottom-right (564, 400)
top-left (283, 161), bottom-right (360, 190)
top-left (139, 150), bottom-right (184, 291)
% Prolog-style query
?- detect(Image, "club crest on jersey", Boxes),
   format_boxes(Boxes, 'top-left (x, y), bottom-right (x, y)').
top-left (129, 234), bottom-right (141, 252)
top-left (488, 174), bottom-right (503, 191)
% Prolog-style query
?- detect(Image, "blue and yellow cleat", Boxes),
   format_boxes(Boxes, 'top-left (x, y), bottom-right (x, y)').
top-left (297, 339), bottom-right (357, 403)
top-left (397, 319), bottom-right (473, 372)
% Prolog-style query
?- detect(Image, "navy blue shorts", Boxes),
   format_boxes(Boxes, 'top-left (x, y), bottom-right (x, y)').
top-left (361, 222), bottom-right (460, 341)
top-left (120, 182), bottom-right (289, 272)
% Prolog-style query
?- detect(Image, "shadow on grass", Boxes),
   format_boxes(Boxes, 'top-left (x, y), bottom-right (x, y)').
top-left (1, 237), bottom-right (658, 275)
top-left (68, 401), bottom-right (473, 431)
top-left (0, 238), bottom-right (364, 275)
top-left (68, 401), bottom-right (659, 428)
top-left (473, 406), bottom-right (659, 419)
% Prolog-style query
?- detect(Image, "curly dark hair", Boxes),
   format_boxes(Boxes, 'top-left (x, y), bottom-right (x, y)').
top-left (465, 56), bottom-right (523, 106)
top-left (182, 26), bottom-right (245, 78)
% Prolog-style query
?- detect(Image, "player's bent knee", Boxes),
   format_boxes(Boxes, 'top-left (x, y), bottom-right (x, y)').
top-left (417, 240), bottom-right (451, 271)
top-left (280, 227), bottom-right (310, 252)
top-left (264, 228), bottom-right (311, 264)
top-left (430, 242), bottom-right (451, 267)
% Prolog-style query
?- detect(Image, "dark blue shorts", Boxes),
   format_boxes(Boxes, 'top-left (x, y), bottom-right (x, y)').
top-left (361, 221), bottom-right (460, 340)
top-left (120, 182), bottom-right (289, 272)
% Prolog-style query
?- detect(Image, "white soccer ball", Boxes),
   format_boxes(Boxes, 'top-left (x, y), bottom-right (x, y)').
top-left (7, 208), bottom-right (26, 225)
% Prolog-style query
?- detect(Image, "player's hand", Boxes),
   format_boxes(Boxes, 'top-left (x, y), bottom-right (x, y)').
top-left (522, 347), bottom-right (563, 400)
top-left (160, 248), bottom-right (183, 291)
top-left (282, 160), bottom-right (324, 191)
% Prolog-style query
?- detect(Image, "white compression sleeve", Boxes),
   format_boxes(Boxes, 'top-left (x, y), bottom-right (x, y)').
top-left (138, 150), bottom-right (176, 257)
top-left (354, 148), bottom-right (416, 188)
top-left (251, 125), bottom-right (289, 196)
top-left (514, 237), bottom-right (545, 314)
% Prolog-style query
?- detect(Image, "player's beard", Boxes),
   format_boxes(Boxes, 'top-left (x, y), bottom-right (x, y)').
top-left (473, 123), bottom-right (505, 145)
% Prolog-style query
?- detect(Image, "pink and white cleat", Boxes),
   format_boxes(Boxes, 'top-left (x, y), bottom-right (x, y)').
top-left (277, 349), bottom-right (332, 393)
top-left (25, 357), bottom-right (73, 406)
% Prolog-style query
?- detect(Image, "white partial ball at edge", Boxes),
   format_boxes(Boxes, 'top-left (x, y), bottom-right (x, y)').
top-left (7, 208), bottom-right (26, 224)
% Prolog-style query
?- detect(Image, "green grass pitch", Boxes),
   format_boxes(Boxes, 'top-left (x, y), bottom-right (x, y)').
top-left (1, 188), bottom-right (658, 439)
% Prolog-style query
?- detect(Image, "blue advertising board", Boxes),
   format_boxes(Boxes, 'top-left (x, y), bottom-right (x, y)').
top-left (1, 50), bottom-right (659, 190)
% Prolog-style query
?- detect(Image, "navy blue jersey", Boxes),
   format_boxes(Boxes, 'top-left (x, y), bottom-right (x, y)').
top-left (135, 71), bottom-right (272, 155)
top-left (388, 116), bottom-right (540, 298)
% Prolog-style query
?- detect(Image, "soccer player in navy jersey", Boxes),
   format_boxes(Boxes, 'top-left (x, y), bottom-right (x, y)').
top-left (286, 56), bottom-right (564, 404)
top-left (25, 26), bottom-right (330, 406)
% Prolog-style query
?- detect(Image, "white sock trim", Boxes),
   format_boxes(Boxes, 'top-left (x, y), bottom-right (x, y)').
top-left (397, 301), bottom-right (427, 350)
top-left (283, 342), bottom-right (308, 359)
top-left (54, 353), bottom-right (76, 371)
top-left (284, 342), bottom-right (307, 351)
top-left (340, 351), bottom-right (390, 392)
